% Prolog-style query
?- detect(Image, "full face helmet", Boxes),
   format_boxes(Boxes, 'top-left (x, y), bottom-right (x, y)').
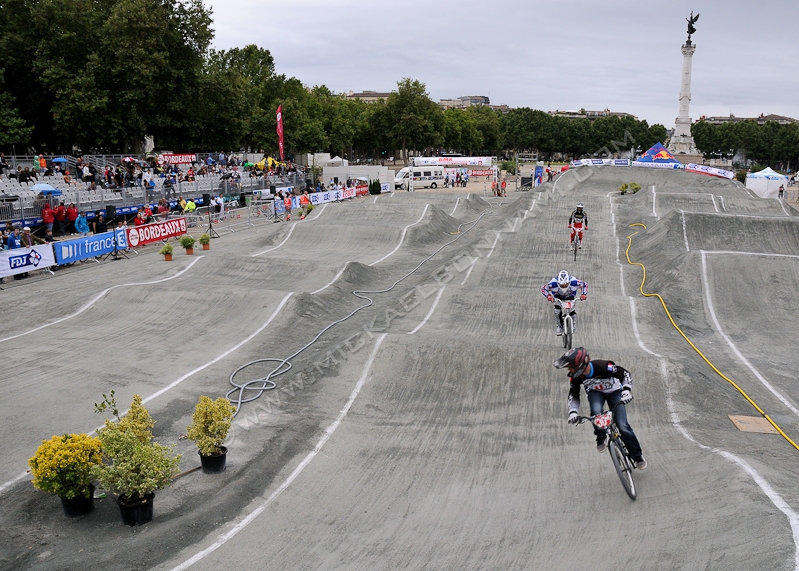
top-left (557, 270), bottom-right (571, 292)
top-left (554, 347), bottom-right (590, 377)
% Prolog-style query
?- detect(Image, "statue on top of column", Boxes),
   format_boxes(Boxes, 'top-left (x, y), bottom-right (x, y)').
top-left (686, 11), bottom-right (700, 45)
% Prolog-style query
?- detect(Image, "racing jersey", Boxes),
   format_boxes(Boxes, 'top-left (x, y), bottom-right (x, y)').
top-left (541, 275), bottom-right (588, 301)
top-left (569, 209), bottom-right (588, 228)
top-left (567, 360), bottom-right (633, 414)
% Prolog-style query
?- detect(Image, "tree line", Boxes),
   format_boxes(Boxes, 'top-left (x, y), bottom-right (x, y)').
top-left (691, 120), bottom-right (799, 169)
top-left (0, 0), bottom-right (670, 161)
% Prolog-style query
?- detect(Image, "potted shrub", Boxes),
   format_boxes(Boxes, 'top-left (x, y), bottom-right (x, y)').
top-left (186, 396), bottom-right (236, 474)
top-left (630, 182), bottom-right (642, 194)
top-left (159, 242), bottom-right (173, 261)
top-left (619, 183), bottom-right (628, 195)
top-left (198, 233), bottom-right (211, 250)
top-left (29, 433), bottom-right (103, 518)
top-left (92, 393), bottom-right (181, 526)
top-left (179, 234), bottom-right (196, 255)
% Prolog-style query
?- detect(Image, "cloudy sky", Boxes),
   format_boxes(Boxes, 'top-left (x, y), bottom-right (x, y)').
top-left (211, 0), bottom-right (799, 128)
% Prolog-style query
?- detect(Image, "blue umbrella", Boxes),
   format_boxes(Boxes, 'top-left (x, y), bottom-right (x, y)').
top-left (51, 157), bottom-right (69, 163)
top-left (31, 183), bottom-right (58, 191)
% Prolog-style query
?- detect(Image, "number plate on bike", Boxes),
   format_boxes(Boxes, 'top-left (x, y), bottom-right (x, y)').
top-left (593, 412), bottom-right (612, 429)
top-left (561, 301), bottom-right (574, 310)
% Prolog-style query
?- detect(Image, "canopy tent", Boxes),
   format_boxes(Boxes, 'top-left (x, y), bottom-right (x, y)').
top-left (632, 143), bottom-right (682, 169)
top-left (51, 157), bottom-right (69, 163)
top-left (745, 167), bottom-right (788, 199)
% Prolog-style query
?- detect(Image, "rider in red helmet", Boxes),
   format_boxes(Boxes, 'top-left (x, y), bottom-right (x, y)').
top-left (554, 347), bottom-right (647, 470)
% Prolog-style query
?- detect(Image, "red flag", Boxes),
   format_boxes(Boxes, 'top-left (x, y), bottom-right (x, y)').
top-left (276, 105), bottom-right (284, 162)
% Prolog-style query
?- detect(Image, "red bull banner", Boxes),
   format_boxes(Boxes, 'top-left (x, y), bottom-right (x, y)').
top-left (126, 217), bottom-right (187, 247)
top-left (276, 105), bottom-right (285, 162)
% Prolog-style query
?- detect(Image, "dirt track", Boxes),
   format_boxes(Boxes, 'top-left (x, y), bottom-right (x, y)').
top-left (2, 168), bottom-right (798, 571)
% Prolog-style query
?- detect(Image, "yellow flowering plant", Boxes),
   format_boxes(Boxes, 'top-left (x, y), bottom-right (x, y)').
top-left (186, 396), bottom-right (236, 456)
top-left (29, 434), bottom-right (103, 499)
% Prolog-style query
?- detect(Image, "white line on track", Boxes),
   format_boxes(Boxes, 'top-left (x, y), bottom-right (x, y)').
top-left (407, 287), bottom-right (445, 335)
top-left (485, 232), bottom-right (501, 259)
top-left (710, 194), bottom-right (718, 212)
top-left (653, 186), bottom-right (657, 219)
top-left (717, 195), bottom-right (726, 211)
top-left (681, 210), bottom-right (690, 251)
top-left (0, 257), bottom-right (204, 345)
top-left (311, 262), bottom-right (350, 295)
top-left (251, 223), bottom-right (298, 257)
top-left (369, 204), bottom-right (429, 266)
top-left (250, 203), bottom-right (327, 257)
top-left (778, 199), bottom-right (790, 216)
top-left (614, 204), bottom-right (799, 569)
top-left (700, 251), bottom-right (799, 417)
top-left (373, 196), bottom-right (378, 204)
top-left (450, 198), bottom-right (460, 216)
top-left (460, 258), bottom-right (478, 285)
top-left (165, 333), bottom-right (388, 571)
top-left (143, 292), bottom-right (293, 405)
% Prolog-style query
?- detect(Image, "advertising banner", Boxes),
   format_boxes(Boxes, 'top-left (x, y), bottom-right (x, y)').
top-left (380, 183), bottom-right (391, 193)
top-left (686, 163), bottom-right (734, 180)
top-left (631, 161), bottom-right (682, 169)
top-left (571, 159), bottom-right (631, 167)
top-left (534, 166), bottom-right (544, 187)
top-left (469, 169), bottom-right (494, 177)
top-left (0, 245), bottom-right (56, 278)
top-left (54, 229), bottom-right (129, 264)
top-left (126, 217), bottom-right (187, 247)
top-left (413, 156), bottom-right (493, 167)
top-left (343, 187), bottom-right (356, 199)
top-left (355, 184), bottom-right (368, 197)
top-left (157, 153), bottom-right (197, 165)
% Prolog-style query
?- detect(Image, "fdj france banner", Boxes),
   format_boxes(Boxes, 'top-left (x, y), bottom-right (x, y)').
top-left (0, 245), bottom-right (56, 278)
top-left (54, 229), bottom-right (129, 264)
top-left (686, 163), bottom-right (734, 180)
top-left (126, 218), bottom-right (187, 247)
top-left (276, 105), bottom-right (285, 162)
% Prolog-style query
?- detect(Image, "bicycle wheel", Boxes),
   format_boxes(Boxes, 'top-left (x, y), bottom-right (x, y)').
top-left (608, 439), bottom-right (637, 500)
top-left (563, 316), bottom-right (572, 349)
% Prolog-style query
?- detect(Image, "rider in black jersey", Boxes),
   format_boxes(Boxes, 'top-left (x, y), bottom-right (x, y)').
top-left (554, 347), bottom-right (647, 470)
top-left (568, 203), bottom-right (588, 248)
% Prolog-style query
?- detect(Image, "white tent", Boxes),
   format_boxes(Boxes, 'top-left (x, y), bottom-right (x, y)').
top-left (745, 167), bottom-right (788, 198)
top-left (325, 156), bottom-right (348, 167)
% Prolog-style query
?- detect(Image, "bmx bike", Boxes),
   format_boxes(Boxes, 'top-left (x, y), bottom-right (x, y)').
top-left (576, 407), bottom-right (638, 500)
top-left (555, 299), bottom-right (578, 350)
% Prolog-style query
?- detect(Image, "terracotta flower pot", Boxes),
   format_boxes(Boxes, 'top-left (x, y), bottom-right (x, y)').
top-left (163, 253), bottom-right (173, 261)
top-left (202, 243), bottom-right (210, 250)
top-left (184, 248), bottom-right (194, 255)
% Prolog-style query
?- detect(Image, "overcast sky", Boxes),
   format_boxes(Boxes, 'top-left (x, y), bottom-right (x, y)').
top-left (211, 0), bottom-right (799, 128)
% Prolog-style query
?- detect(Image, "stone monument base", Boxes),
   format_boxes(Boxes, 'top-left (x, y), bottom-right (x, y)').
top-left (672, 153), bottom-right (705, 165)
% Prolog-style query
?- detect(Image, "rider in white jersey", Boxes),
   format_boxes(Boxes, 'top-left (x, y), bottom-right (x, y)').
top-left (541, 269), bottom-right (587, 336)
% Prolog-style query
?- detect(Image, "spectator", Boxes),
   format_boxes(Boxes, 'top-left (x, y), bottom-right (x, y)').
top-left (2, 221), bottom-right (13, 248)
top-left (63, 171), bottom-right (72, 185)
top-left (66, 203), bottom-right (78, 235)
top-left (183, 198), bottom-right (196, 213)
top-left (82, 163), bottom-right (91, 182)
top-left (0, 152), bottom-right (7, 179)
top-left (54, 202), bottom-right (67, 236)
top-left (157, 199), bottom-right (170, 215)
top-left (38, 155), bottom-right (47, 173)
top-left (300, 190), bottom-right (311, 220)
top-left (21, 226), bottom-right (45, 247)
top-left (133, 209), bottom-right (147, 226)
top-left (41, 202), bottom-right (55, 235)
top-left (6, 227), bottom-right (26, 279)
top-left (75, 212), bottom-right (90, 236)
top-left (92, 212), bottom-right (108, 235)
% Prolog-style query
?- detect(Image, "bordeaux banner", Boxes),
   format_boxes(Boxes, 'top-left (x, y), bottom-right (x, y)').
top-left (126, 218), bottom-right (187, 247)
top-left (157, 153), bottom-right (197, 165)
top-left (0, 245), bottom-right (56, 278)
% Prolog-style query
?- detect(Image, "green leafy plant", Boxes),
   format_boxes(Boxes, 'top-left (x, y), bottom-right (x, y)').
top-left (179, 235), bottom-right (196, 250)
top-left (92, 429), bottom-right (181, 503)
top-left (501, 161), bottom-right (516, 175)
top-left (159, 243), bottom-right (173, 255)
top-left (186, 396), bottom-right (236, 456)
top-left (735, 170), bottom-right (747, 183)
top-left (93, 394), bottom-right (179, 502)
top-left (619, 183), bottom-right (628, 195)
top-left (29, 434), bottom-right (103, 499)
top-left (629, 182), bottom-right (642, 193)
top-left (198, 233), bottom-right (211, 245)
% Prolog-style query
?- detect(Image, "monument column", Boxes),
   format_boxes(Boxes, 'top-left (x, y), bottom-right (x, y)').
top-left (667, 12), bottom-right (703, 163)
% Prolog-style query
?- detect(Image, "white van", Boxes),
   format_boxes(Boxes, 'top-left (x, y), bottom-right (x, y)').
top-left (394, 167), bottom-right (445, 190)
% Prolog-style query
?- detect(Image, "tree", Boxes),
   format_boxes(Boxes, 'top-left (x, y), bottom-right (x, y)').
top-left (385, 78), bottom-right (443, 163)
top-left (0, 70), bottom-right (32, 146)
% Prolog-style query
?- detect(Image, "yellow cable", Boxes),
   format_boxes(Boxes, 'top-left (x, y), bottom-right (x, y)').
top-left (625, 223), bottom-right (799, 451)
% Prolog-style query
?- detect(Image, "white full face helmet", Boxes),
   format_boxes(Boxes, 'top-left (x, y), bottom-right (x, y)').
top-left (557, 270), bottom-right (571, 292)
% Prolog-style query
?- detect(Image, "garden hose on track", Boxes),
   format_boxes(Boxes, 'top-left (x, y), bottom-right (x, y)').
top-left (625, 223), bottom-right (799, 452)
top-left (227, 203), bottom-right (502, 417)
